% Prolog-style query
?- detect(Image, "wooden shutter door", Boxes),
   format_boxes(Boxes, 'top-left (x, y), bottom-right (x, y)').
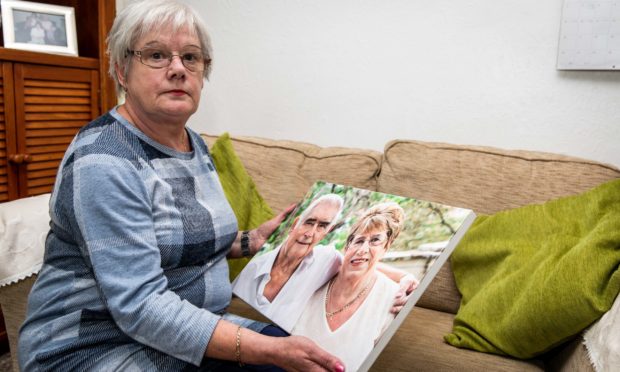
top-left (0, 62), bottom-right (18, 202)
top-left (13, 64), bottom-right (99, 197)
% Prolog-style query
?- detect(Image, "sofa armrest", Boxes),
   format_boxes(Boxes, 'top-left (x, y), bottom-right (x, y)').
top-left (0, 275), bottom-right (37, 372)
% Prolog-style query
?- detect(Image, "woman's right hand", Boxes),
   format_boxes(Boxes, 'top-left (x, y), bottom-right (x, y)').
top-left (207, 321), bottom-right (343, 371)
top-left (270, 335), bottom-right (345, 372)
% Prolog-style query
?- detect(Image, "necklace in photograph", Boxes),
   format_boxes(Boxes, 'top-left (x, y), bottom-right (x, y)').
top-left (325, 276), bottom-right (373, 319)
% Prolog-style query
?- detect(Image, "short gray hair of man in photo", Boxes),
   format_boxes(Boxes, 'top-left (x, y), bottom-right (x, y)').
top-left (295, 193), bottom-right (344, 230)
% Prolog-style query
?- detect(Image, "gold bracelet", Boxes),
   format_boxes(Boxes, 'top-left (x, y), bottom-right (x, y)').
top-left (235, 325), bottom-right (244, 367)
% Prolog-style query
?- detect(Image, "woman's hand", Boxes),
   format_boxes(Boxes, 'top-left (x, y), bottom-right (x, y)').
top-left (250, 203), bottom-right (297, 254)
top-left (207, 321), bottom-right (344, 371)
top-left (391, 274), bottom-right (419, 314)
top-left (270, 335), bottom-right (345, 372)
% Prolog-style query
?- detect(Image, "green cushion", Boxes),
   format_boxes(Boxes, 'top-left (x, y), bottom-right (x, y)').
top-left (445, 179), bottom-right (620, 359)
top-left (209, 132), bottom-right (274, 280)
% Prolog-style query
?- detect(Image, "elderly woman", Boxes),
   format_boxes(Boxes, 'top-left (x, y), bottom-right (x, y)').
top-left (292, 202), bottom-right (407, 371)
top-left (17, 1), bottom-right (344, 371)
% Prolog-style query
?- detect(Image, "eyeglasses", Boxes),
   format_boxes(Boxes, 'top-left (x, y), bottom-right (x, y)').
top-left (127, 47), bottom-right (209, 72)
top-left (349, 233), bottom-right (388, 249)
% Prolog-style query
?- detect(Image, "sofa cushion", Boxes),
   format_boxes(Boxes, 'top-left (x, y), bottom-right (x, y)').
top-left (378, 140), bottom-right (620, 215)
top-left (202, 134), bottom-right (382, 213)
top-left (416, 260), bottom-right (462, 314)
top-left (445, 179), bottom-right (620, 359)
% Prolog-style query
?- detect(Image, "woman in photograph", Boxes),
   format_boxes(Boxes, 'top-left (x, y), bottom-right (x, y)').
top-left (292, 202), bottom-right (408, 371)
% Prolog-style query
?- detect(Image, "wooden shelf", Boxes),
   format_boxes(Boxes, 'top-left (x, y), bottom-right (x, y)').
top-left (0, 48), bottom-right (98, 69)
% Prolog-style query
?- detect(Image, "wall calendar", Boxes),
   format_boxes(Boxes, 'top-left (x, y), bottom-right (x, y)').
top-left (557, 0), bottom-right (620, 70)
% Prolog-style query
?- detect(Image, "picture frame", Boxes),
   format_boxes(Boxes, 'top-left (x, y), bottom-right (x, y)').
top-left (1, 0), bottom-right (78, 56)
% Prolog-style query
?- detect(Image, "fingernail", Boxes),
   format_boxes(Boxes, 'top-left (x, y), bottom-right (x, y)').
top-left (334, 363), bottom-right (345, 372)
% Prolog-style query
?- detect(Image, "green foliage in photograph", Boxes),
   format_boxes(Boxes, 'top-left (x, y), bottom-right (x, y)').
top-left (259, 181), bottom-right (469, 257)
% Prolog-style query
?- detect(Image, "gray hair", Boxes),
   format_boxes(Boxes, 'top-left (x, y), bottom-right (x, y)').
top-left (296, 194), bottom-right (344, 229)
top-left (107, 0), bottom-right (213, 94)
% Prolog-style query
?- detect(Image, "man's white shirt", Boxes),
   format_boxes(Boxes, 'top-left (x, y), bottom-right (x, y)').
top-left (232, 243), bottom-right (342, 332)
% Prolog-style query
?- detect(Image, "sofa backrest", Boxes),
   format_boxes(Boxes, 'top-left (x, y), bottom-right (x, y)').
top-left (202, 134), bottom-right (383, 212)
top-left (378, 140), bottom-right (620, 215)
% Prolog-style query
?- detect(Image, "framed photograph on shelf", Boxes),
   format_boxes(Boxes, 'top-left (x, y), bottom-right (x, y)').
top-left (1, 0), bottom-right (78, 56)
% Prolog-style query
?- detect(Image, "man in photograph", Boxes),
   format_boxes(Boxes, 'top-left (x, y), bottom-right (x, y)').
top-left (233, 194), bottom-right (344, 331)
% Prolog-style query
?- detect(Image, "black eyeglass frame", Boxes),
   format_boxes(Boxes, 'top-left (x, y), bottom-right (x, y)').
top-left (126, 49), bottom-right (211, 72)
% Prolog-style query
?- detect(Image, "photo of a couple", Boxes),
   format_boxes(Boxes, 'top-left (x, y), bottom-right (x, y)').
top-left (232, 181), bottom-right (474, 371)
top-left (12, 9), bottom-right (67, 46)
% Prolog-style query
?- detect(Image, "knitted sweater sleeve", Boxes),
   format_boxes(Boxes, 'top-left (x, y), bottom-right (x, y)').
top-left (71, 155), bottom-right (219, 366)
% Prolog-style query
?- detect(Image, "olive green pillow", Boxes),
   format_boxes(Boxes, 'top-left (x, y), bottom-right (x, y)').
top-left (209, 132), bottom-right (274, 280)
top-left (445, 179), bottom-right (620, 358)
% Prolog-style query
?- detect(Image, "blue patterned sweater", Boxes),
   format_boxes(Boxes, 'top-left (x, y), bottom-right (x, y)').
top-left (18, 109), bottom-right (248, 370)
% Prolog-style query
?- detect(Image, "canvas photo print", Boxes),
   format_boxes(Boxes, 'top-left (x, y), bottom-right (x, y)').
top-left (232, 181), bottom-right (475, 371)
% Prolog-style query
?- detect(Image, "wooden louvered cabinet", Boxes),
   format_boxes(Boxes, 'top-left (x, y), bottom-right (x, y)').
top-left (0, 53), bottom-right (101, 201)
top-left (0, 0), bottom-right (116, 202)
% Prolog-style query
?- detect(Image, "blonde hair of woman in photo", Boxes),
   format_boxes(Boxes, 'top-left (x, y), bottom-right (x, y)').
top-left (292, 202), bottom-right (410, 371)
top-left (18, 1), bottom-right (344, 371)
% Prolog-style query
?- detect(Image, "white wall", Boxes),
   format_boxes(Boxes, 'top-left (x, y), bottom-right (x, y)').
top-left (136, 1), bottom-right (620, 167)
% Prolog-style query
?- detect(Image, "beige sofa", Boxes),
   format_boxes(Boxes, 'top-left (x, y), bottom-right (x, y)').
top-left (1, 134), bottom-right (619, 371)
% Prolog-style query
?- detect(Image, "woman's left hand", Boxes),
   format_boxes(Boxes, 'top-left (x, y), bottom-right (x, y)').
top-left (250, 203), bottom-right (298, 254)
top-left (391, 274), bottom-right (419, 314)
